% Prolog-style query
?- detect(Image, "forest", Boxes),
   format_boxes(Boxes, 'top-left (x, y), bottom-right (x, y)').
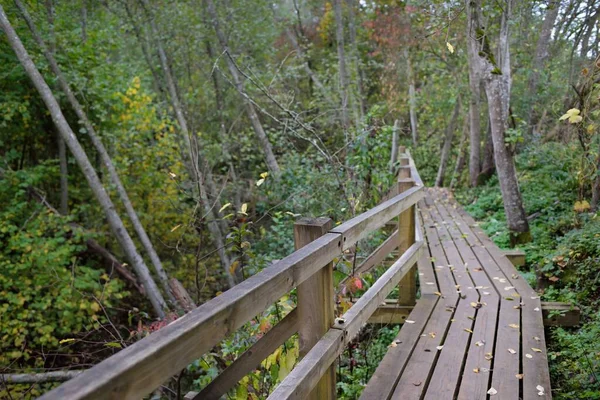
top-left (0, 0), bottom-right (599, 398)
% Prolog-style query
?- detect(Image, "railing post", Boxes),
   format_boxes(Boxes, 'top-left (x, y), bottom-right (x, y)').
top-left (397, 155), bottom-right (417, 307)
top-left (294, 217), bottom-right (335, 400)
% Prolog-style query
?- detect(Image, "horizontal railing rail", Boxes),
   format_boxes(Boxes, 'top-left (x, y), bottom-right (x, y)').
top-left (41, 149), bottom-right (423, 400)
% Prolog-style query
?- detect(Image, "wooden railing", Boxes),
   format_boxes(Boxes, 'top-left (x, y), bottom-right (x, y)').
top-left (40, 150), bottom-right (424, 400)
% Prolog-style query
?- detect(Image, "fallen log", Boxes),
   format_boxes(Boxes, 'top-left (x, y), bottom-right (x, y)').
top-left (1, 370), bottom-right (84, 384)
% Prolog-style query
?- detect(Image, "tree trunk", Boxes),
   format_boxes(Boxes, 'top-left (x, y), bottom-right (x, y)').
top-left (15, 0), bottom-right (178, 307)
top-left (465, 2), bottom-right (482, 186)
top-left (435, 98), bottom-right (461, 187)
top-left (204, 0), bottom-right (280, 175)
top-left (390, 119), bottom-right (400, 173)
top-left (450, 116), bottom-right (469, 189)
top-left (139, 0), bottom-right (236, 287)
top-left (0, 5), bottom-right (168, 318)
top-left (479, 121), bottom-right (495, 184)
top-left (333, 0), bottom-right (350, 135)
top-left (346, 0), bottom-right (366, 121)
top-left (474, 0), bottom-right (531, 244)
top-left (405, 48), bottom-right (418, 147)
top-left (527, 0), bottom-right (560, 130)
top-left (580, 6), bottom-right (600, 58)
top-left (592, 142), bottom-right (600, 210)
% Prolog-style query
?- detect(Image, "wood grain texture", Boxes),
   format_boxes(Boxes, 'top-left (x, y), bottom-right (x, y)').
top-left (294, 218), bottom-right (336, 400)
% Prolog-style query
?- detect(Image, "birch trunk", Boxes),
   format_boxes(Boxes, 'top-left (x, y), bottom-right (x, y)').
top-left (390, 119), bottom-right (400, 173)
top-left (471, 0), bottom-right (531, 244)
top-left (346, 0), bottom-right (366, 120)
top-left (0, 5), bottom-right (168, 318)
top-left (14, 0), bottom-right (178, 307)
top-left (465, 2), bottom-right (482, 186)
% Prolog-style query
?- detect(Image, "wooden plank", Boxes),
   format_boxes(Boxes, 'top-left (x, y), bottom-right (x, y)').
top-left (367, 304), bottom-right (412, 324)
top-left (398, 177), bottom-right (417, 306)
top-left (332, 241), bottom-right (423, 341)
top-left (352, 230), bottom-right (399, 277)
top-left (266, 330), bottom-right (345, 400)
top-left (541, 302), bottom-right (580, 326)
top-left (193, 309), bottom-right (299, 400)
top-left (423, 198), bottom-right (479, 399)
top-left (294, 218), bottom-right (335, 400)
top-left (331, 186), bottom-right (423, 250)
top-left (503, 249), bottom-right (526, 267)
top-left (434, 198), bottom-right (500, 400)
top-left (390, 205), bottom-right (458, 398)
top-left (39, 233), bottom-right (342, 400)
top-left (360, 295), bottom-right (438, 400)
top-left (416, 206), bottom-right (438, 295)
top-left (441, 191), bottom-right (552, 399)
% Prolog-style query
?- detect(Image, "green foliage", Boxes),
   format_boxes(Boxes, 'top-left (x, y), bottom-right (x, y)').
top-left (0, 166), bottom-right (126, 380)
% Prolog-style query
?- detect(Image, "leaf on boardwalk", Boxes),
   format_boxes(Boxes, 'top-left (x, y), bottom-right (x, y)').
top-left (508, 348), bottom-right (517, 354)
top-left (516, 374), bottom-right (524, 379)
top-left (525, 353), bottom-right (533, 359)
top-left (532, 348), bottom-right (543, 353)
top-left (405, 320), bottom-right (415, 324)
top-left (487, 387), bottom-right (498, 395)
top-left (509, 323), bottom-right (520, 329)
top-left (464, 328), bottom-right (473, 333)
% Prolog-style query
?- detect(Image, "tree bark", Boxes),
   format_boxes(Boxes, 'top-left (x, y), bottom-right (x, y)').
top-left (479, 121), bottom-right (495, 184)
top-left (405, 48), bottom-right (419, 147)
top-left (527, 0), bottom-right (560, 129)
top-left (0, 5), bottom-right (168, 317)
top-left (346, 0), bottom-right (366, 121)
top-left (470, 0), bottom-right (531, 244)
top-left (435, 97), bottom-right (461, 187)
top-left (333, 0), bottom-right (350, 135)
top-left (14, 0), bottom-right (178, 307)
top-left (465, 2), bottom-right (482, 186)
top-left (450, 115), bottom-right (469, 189)
top-left (1, 370), bottom-right (84, 384)
top-left (390, 119), bottom-right (400, 173)
top-left (204, 0), bottom-right (280, 175)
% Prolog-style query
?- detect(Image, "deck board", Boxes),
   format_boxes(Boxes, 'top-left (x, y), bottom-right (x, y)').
top-left (363, 188), bottom-right (552, 400)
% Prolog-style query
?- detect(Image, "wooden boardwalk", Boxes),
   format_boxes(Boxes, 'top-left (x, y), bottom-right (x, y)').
top-left (361, 188), bottom-right (552, 399)
top-left (40, 151), bottom-right (555, 400)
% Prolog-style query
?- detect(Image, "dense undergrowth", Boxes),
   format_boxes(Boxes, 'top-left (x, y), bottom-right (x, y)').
top-left (455, 143), bottom-right (600, 399)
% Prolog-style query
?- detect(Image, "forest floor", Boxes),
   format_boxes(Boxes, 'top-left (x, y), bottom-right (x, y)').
top-left (454, 143), bottom-right (600, 399)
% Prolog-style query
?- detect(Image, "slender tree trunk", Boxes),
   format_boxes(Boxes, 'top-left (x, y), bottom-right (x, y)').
top-left (435, 98), bottom-right (461, 187)
top-left (472, 0), bottom-right (531, 244)
top-left (592, 146), bottom-right (600, 210)
top-left (15, 0), bottom-right (178, 307)
top-left (0, 5), bottom-right (168, 318)
top-left (138, 0), bottom-right (236, 287)
top-left (580, 6), bottom-right (600, 58)
top-left (405, 48), bottom-right (418, 147)
top-left (346, 0), bottom-right (366, 120)
top-left (465, 2), bottom-right (482, 186)
top-left (527, 0), bottom-right (560, 130)
top-left (284, 28), bottom-right (335, 107)
top-left (479, 121), bottom-right (495, 184)
top-left (333, 0), bottom-right (350, 135)
top-left (450, 116), bottom-right (469, 189)
top-left (44, 0), bottom-right (68, 215)
top-left (204, 0), bottom-right (280, 174)
top-left (390, 119), bottom-right (400, 173)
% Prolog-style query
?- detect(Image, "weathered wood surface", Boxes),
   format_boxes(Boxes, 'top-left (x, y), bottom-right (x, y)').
top-left (363, 188), bottom-right (553, 400)
top-left (40, 171), bottom-right (423, 400)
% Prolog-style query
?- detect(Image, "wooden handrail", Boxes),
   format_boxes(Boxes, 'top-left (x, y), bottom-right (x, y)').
top-left (40, 152), bottom-right (424, 400)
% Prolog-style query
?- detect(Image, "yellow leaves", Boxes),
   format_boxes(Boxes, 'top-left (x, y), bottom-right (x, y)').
top-left (170, 224), bottom-right (182, 232)
top-left (574, 200), bottom-right (591, 213)
top-left (446, 42), bottom-right (455, 54)
top-left (509, 323), bottom-right (520, 329)
top-left (229, 260), bottom-right (240, 275)
top-left (59, 338), bottom-right (75, 344)
top-left (90, 302), bottom-right (101, 312)
top-left (559, 108), bottom-right (583, 124)
top-left (219, 203), bottom-right (232, 213)
top-left (239, 203), bottom-right (248, 215)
